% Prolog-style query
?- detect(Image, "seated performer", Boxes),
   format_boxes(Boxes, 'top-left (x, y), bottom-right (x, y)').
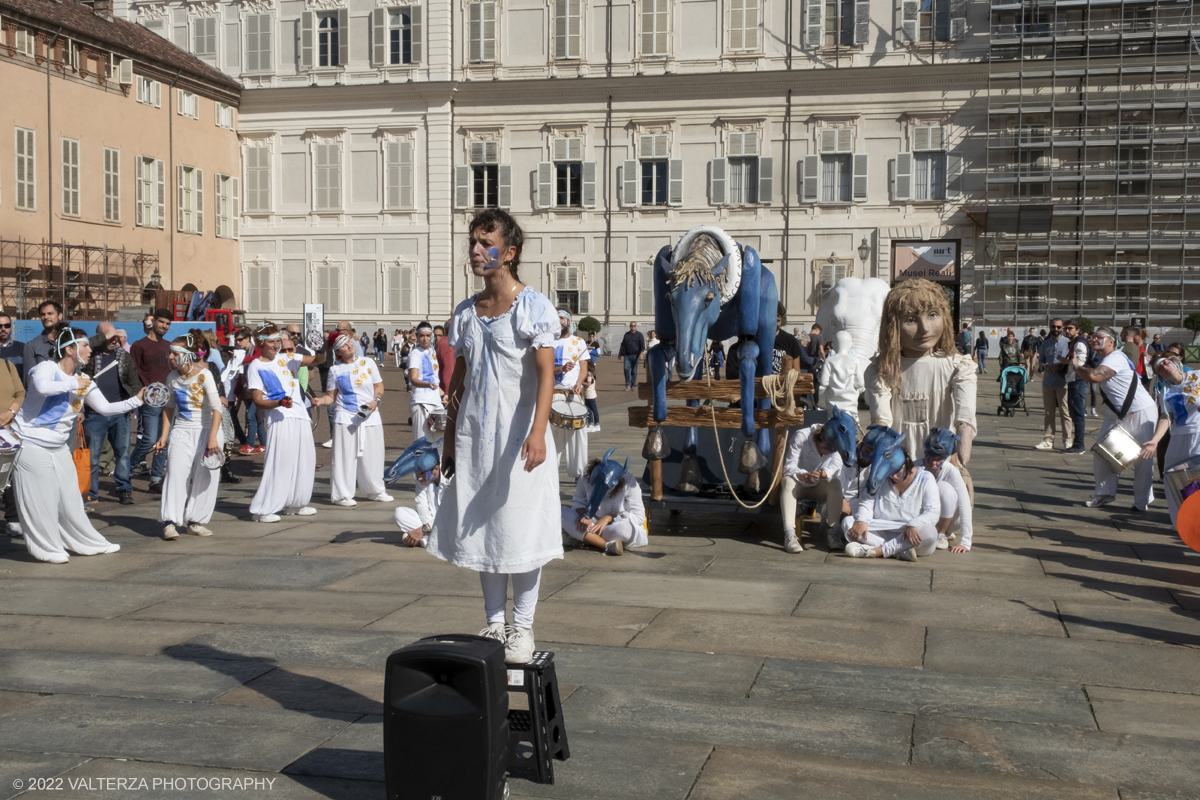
top-left (12, 325), bottom-right (145, 563)
top-left (779, 423), bottom-right (845, 553)
top-left (387, 436), bottom-right (443, 548)
top-left (407, 322), bottom-right (446, 440)
top-left (923, 428), bottom-right (973, 553)
top-left (842, 432), bottom-right (940, 561)
top-left (324, 334), bottom-right (391, 506)
top-left (561, 448), bottom-right (646, 556)
top-left (552, 309), bottom-right (589, 479)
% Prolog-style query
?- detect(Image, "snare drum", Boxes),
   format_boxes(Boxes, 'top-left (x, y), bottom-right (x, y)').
top-left (1091, 424), bottom-right (1142, 472)
top-left (549, 395), bottom-right (588, 430)
top-left (428, 411), bottom-right (448, 432)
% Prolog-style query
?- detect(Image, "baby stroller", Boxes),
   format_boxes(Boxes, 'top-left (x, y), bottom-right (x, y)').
top-left (998, 365), bottom-right (1029, 416)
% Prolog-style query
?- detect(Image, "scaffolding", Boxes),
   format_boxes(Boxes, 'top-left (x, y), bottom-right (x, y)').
top-left (0, 238), bottom-right (159, 320)
top-left (977, 0), bottom-right (1200, 330)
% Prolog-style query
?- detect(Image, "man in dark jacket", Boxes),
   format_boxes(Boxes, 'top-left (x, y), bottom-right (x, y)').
top-left (619, 322), bottom-right (645, 391)
top-left (83, 323), bottom-right (142, 505)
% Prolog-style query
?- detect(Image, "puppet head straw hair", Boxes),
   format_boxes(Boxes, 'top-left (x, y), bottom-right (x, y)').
top-left (877, 278), bottom-right (957, 392)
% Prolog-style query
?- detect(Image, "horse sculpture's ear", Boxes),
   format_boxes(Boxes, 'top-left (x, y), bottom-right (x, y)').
top-left (712, 253), bottom-right (730, 278)
top-left (622, 457), bottom-right (629, 473)
top-left (603, 447), bottom-right (616, 463)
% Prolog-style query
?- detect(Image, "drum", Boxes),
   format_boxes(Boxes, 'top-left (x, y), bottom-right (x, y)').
top-left (1091, 424), bottom-right (1142, 472)
top-left (201, 447), bottom-right (225, 470)
top-left (143, 382), bottom-right (170, 408)
top-left (1165, 456), bottom-right (1200, 513)
top-left (549, 395), bottom-right (587, 430)
top-left (306, 329), bottom-right (326, 352)
top-left (0, 435), bottom-right (19, 493)
top-left (428, 411), bottom-right (448, 432)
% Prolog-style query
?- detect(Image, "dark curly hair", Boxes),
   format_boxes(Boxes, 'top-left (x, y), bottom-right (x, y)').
top-left (468, 208), bottom-right (524, 280)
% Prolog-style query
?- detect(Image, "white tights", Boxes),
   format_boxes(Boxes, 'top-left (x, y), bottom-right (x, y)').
top-left (559, 507), bottom-right (636, 544)
top-left (479, 569), bottom-right (542, 629)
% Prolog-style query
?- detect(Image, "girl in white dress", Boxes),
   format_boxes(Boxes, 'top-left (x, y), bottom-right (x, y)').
top-left (154, 332), bottom-right (224, 539)
top-left (12, 325), bottom-right (145, 563)
top-left (246, 324), bottom-right (330, 522)
top-left (323, 334), bottom-right (390, 506)
top-left (429, 209), bottom-right (562, 665)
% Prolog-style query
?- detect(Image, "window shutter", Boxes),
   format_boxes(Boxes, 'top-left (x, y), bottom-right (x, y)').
top-left (568, 137), bottom-right (583, 161)
top-left (742, 132), bottom-right (758, 156)
top-left (654, 134), bottom-right (669, 158)
top-left (552, 137), bottom-right (568, 162)
top-left (454, 164), bottom-right (471, 209)
top-left (468, 2), bottom-right (481, 62)
top-left (554, 0), bottom-right (567, 57)
top-left (337, 8), bottom-right (349, 66)
top-left (118, 58), bottom-right (133, 84)
top-left (727, 132), bottom-right (743, 157)
top-left (639, 264), bottom-right (654, 315)
top-left (638, 134), bottom-right (654, 158)
top-left (805, 0), bottom-right (823, 47)
top-left (135, 158), bottom-right (144, 225)
top-left (411, 6), bottom-right (423, 62)
top-left (945, 150), bottom-right (963, 200)
top-left (581, 161), bottom-right (596, 208)
top-left (484, 141), bottom-right (499, 164)
top-left (177, 164), bottom-right (185, 231)
top-left (498, 164), bottom-right (512, 208)
top-left (668, 158), bottom-right (683, 206)
top-left (400, 141), bottom-right (413, 208)
top-left (578, 290), bottom-right (590, 314)
top-left (802, 154), bottom-right (820, 202)
top-left (371, 8), bottom-right (385, 66)
top-left (852, 154), bottom-right (868, 202)
top-left (709, 158), bottom-right (727, 204)
top-left (820, 129), bottom-right (837, 153)
top-left (469, 141), bottom-right (485, 165)
top-left (913, 125), bottom-right (930, 152)
top-left (153, 81), bottom-right (161, 107)
top-left (231, 177), bottom-right (240, 237)
top-left (196, 168), bottom-right (204, 233)
top-left (929, 125), bottom-right (945, 151)
top-left (836, 128), bottom-right (852, 153)
top-left (536, 161), bottom-right (554, 208)
top-left (245, 15), bottom-right (258, 71)
top-left (895, 152), bottom-right (912, 201)
top-left (901, 0), bottom-right (918, 44)
top-left (482, 1), bottom-right (496, 61)
top-left (300, 11), bottom-right (314, 68)
top-left (257, 15), bottom-right (273, 71)
top-left (556, 265), bottom-right (568, 290)
top-left (622, 160), bottom-right (638, 206)
top-left (730, 0), bottom-right (743, 49)
top-left (386, 265), bottom-right (400, 313)
top-left (950, 13), bottom-right (966, 41)
top-left (402, 265), bottom-right (415, 313)
top-left (386, 141), bottom-right (401, 208)
top-left (758, 156), bottom-right (773, 204)
top-left (854, 0), bottom-right (870, 44)
top-left (743, 0), bottom-right (759, 49)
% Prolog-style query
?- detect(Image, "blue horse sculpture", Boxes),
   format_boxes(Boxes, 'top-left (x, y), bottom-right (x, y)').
top-left (646, 226), bottom-right (779, 490)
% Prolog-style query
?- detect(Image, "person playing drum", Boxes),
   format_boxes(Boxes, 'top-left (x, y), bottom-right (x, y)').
top-left (323, 334), bottom-right (391, 506)
top-left (408, 322), bottom-right (447, 440)
top-left (551, 309), bottom-right (589, 480)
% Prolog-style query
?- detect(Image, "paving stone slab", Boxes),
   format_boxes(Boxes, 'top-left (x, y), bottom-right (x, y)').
top-left (0, 650), bottom-right (274, 702)
top-left (1057, 601), bottom-right (1200, 647)
top-left (0, 616), bottom-right (218, 656)
top-left (562, 685), bottom-right (913, 764)
top-left (109, 530), bottom-right (342, 558)
top-left (550, 548), bottom-right (716, 575)
top-left (931, 572), bottom-right (1177, 606)
top-left (629, 608), bottom-right (925, 668)
top-left (923, 628), bottom-right (1200, 692)
top-left (912, 715), bottom-right (1200, 795)
top-left (0, 694), bottom-right (355, 773)
top-left (0, 690), bottom-right (42, 720)
top-left (707, 556), bottom-right (934, 592)
top-left (551, 643), bottom-right (763, 697)
top-left (793, 583), bottom-right (1064, 636)
top-left (0, 751), bottom-right (90, 800)
top-left (0, 578), bottom-right (195, 619)
top-left (284, 715), bottom-right (383, 782)
top-left (752, 659), bottom-right (1096, 728)
top-left (0, 552), bottom-right (185, 581)
top-left (637, 534), bottom-right (816, 563)
top-left (686, 746), bottom-right (1118, 800)
top-left (121, 555), bottom-right (379, 590)
top-left (321, 559), bottom-right (587, 597)
top-left (166, 625), bottom-right (417, 671)
top-left (1088, 686), bottom-right (1200, 742)
top-left (366, 594), bottom-right (663, 647)
top-left (215, 663), bottom-right (384, 715)
top-left (124, 587), bottom-right (420, 628)
top-left (547, 571), bottom-right (805, 615)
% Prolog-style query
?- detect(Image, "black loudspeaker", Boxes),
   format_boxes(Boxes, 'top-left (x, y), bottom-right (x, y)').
top-left (384, 634), bottom-right (510, 800)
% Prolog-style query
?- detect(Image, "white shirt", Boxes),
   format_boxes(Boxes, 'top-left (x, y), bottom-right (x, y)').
top-left (782, 426), bottom-right (844, 480)
top-left (220, 349), bottom-right (246, 403)
top-left (1098, 350), bottom-right (1155, 416)
top-left (246, 355), bottom-right (308, 424)
top-left (415, 476), bottom-right (444, 527)
top-left (1065, 339), bottom-right (1089, 383)
top-left (14, 361), bottom-right (142, 448)
top-left (164, 366), bottom-right (221, 429)
top-left (569, 467), bottom-right (648, 548)
top-left (408, 346), bottom-right (442, 408)
top-left (933, 461), bottom-right (973, 549)
top-left (329, 357), bottom-right (383, 426)
top-left (850, 468), bottom-right (940, 530)
top-left (554, 335), bottom-right (588, 390)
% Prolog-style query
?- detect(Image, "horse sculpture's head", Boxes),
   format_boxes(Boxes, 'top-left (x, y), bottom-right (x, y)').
top-left (385, 436), bottom-right (442, 484)
top-left (669, 232), bottom-right (727, 380)
top-left (823, 405), bottom-right (859, 468)
top-left (586, 448), bottom-right (629, 519)
top-left (866, 431), bottom-right (908, 496)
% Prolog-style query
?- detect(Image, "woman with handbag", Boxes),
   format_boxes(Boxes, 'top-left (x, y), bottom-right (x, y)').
top-left (11, 325), bottom-right (145, 563)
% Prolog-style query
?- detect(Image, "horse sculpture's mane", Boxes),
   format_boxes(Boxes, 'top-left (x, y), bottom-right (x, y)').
top-left (669, 233), bottom-right (726, 292)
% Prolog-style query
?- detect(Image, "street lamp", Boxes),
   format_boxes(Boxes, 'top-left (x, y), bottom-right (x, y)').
top-left (857, 237), bottom-right (872, 270)
top-left (983, 236), bottom-right (999, 262)
top-left (142, 267), bottom-right (162, 304)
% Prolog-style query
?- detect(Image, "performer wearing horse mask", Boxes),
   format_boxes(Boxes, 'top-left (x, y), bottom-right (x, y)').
top-left (561, 448), bottom-right (646, 556)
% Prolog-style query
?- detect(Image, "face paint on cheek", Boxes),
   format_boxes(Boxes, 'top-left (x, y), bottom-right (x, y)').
top-left (483, 247), bottom-right (500, 271)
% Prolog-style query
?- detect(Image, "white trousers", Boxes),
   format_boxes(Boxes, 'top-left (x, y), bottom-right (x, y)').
top-left (410, 403), bottom-right (443, 442)
top-left (560, 507), bottom-right (637, 543)
top-left (159, 424), bottom-right (222, 526)
top-left (330, 421), bottom-right (385, 502)
top-left (780, 475), bottom-right (844, 530)
top-left (552, 425), bottom-right (588, 478)
top-left (1093, 406), bottom-right (1157, 509)
top-left (938, 482), bottom-right (959, 521)
top-left (14, 443), bottom-right (117, 562)
top-left (480, 569), bottom-right (542, 629)
top-left (395, 506), bottom-right (423, 533)
top-left (249, 417), bottom-right (316, 516)
top-left (841, 516), bottom-right (938, 558)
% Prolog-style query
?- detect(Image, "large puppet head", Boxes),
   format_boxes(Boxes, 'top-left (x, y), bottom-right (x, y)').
top-left (585, 448), bottom-right (630, 519)
top-left (385, 437), bottom-right (442, 484)
top-left (877, 279), bottom-right (957, 391)
top-left (823, 405), bottom-right (859, 467)
top-left (668, 227), bottom-right (742, 381)
top-left (866, 431), bottom-right (908, 496)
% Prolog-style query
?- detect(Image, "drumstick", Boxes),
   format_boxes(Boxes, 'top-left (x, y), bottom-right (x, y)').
top-left (89, 359), bottom-right (120, 380)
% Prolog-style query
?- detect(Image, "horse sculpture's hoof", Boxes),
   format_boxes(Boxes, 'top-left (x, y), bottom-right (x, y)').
top-left (738, 439), bottom-right (768, 474)
top-left (676, 454), bottom-right (702, 494)
top-left (643, 427), bottom-right (670, 461)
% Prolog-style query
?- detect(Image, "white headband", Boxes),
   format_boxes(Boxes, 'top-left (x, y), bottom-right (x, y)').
top-left (55, 331), bottom-right (88, 356)
top-left (557, 310), bottom-right (572, 322)
top-left (257, 330), bottom-right (282, 342)
top-left (417, 325), bottom-right (433, 334)
top-left (333, 334), bottom-right (352, 351)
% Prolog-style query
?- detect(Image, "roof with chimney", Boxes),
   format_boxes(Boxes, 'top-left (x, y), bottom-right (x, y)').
top-left (0, 0), bottom-right (241, 95)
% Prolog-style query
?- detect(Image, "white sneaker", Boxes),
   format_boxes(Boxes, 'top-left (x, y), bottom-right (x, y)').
top-left (604, 539), bottom-right (624, 556)
top-left (7, 522), bottom-right (21, 536)
top-left (371, 493), bottom-right (394, 502)
top-left (321, 439), bottom-right (333, 449)
top-left (479, 622), bottom-right (506, 644)
top-left (253, 513), bottom-right (281, 523)
top-left (783, 529), bottom-right (803, 554)
top-left (101, 543), bottom-right (120, 554)
top-left (295, 507), bottom-right (317, 516)
top-left (845, 542), bottom-right (872, 558)
top-left (896, 547), bottom-right (917, 562)
top-left (163, 524), bottom-right (180, 541)
top-left (936, 533), bottom-right (949, 550)
top-left (187, 523), bottom-right (213, 537)
top-left (333, 498), bottom-right (357, 507)
top-left (1035, 440), bottom-right (1053, 450)
top-left (43, 553), bottom-right (70, 564)
top-left (504, 626), bottom-right (535, 664)
top-left (1085, 495), bottom-right (1114, 509)
top-left (1091, 408), bottom-right (1098, 417)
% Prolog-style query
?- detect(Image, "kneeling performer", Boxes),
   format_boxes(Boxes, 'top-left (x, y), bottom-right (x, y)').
top-left (843, 432), bottom-right (940, 561)
top-left (561, 448), bottom-right (646, 556)
top-left (387, 437), bottom-right (443, 548)
top-left (780, 419), bottom-right (846, 553)
top-left (325, 334), bottom-right (390, 506)
top-left (923, 428), bottom-right (972, 554)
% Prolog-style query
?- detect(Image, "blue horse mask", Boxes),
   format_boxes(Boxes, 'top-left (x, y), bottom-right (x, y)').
top-left (586, 448), bottom-right (629, 519)
top-left (866, 431), bottom-right (908, 496)
top-left (822, 405), bottom-right (859, 467)
top-left (858, 424), bottom-right (896, 465)
top-left (385, 437), bottom-right (443, 484)
top-left (923, 428), bottom-right (959, 459)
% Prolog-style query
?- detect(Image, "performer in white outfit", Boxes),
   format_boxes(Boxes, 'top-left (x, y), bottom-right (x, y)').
top-left (407, 323), bottom-right (446, 440)
top-left (12, 326), bottom-right (145, 563)
top-left (246, 324), bottom-right (329, 522)
top-left (155, 332), bottom-right (224, 539)
top-left (429, 208), bottom-right (562, 665)
top-left (1075, 326), bottom-right (1157, 511)
top-left (323, 335), bottom-right (390, 506)
top-left (843, 440), bottom-right (941, 561)
top-left (387, 436), bottom-right (444, 547)
top-left (551, 309), bottom-right (589, 479)
top-left (779, 424), bottom-right (845, 553)
top-left (1142, 355), bottom-right (1200, 525)
top-left (561, 451), bottom-right (647, 556)
top-left (819, 331), bottom-right (866, 422)
top-left (922, 428), bottom-right (973, 553)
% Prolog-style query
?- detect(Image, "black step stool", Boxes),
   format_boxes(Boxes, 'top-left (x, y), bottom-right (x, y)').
top-left (505, 651), bottom-right (570, 784)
